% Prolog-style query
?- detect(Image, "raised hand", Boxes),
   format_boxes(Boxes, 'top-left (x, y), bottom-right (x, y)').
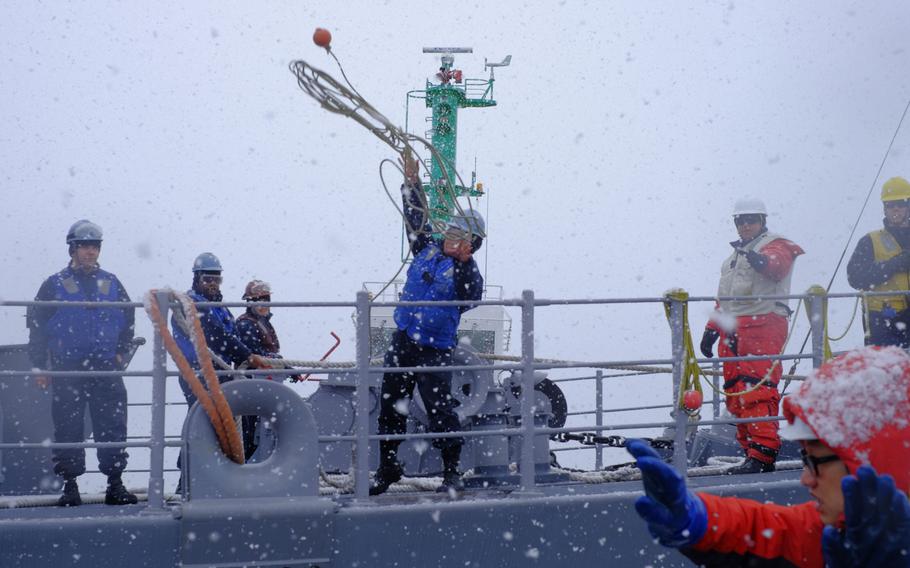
top-left (627, 439), bottom-right (707, 548)
top-left (822, 465), bottom-right (910, 567)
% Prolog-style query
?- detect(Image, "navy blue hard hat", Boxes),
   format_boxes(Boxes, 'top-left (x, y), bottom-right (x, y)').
top-left (192, 252), bottom-right (223, 273)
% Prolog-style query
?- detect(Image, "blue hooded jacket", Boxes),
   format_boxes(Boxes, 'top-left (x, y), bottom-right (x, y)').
top-left (393, 183), bottom-right (484, 349)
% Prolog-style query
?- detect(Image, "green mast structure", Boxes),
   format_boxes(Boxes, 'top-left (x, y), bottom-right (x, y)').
top-left (406, 48), bottom-right (511, 230)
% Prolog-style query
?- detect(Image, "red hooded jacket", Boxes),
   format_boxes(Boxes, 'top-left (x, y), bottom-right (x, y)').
top-left (685, 346), bottom-right (910, 567)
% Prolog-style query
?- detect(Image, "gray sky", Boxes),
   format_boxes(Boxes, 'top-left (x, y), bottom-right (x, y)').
top-left (3, 1), bottom-right (910, 475)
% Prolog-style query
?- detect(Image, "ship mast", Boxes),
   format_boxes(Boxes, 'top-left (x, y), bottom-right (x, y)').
top-left (407, 47), bottom-right (510, 232)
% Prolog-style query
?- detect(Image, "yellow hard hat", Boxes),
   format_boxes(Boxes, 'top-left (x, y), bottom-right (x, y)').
top-left (881, 177), bottom-right (910, 202)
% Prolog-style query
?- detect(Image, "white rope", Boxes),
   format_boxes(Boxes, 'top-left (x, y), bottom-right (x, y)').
top-left (261, 350), bottom-right (808, 381)
top-left (475, 352), bottom-right (806, 381)
top-left (289, 59), bottom-right (486, 240)
top-left (318, 469), bottom-right (443, 495)
top-left (0, 488), bottom-right (149, 509)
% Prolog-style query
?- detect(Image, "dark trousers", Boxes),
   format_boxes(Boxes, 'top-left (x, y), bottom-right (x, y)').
top-left (50, 359), bottom-right (129, 479)
top-left (865, 310), bottom-right (910, 348)
top-left (377, 330), bottom-right (462, 456)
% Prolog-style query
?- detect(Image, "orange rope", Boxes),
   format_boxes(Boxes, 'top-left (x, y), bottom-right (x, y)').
top-left (145, 290), bottom-right (245, 464)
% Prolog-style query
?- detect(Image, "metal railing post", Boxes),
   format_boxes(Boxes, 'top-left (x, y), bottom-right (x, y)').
top-left (519, 289), bottom-right (537, 492)
top-left (595, 369), bottom-right (603, 470)
top-left (712, 360), bottom-right (720, 420)
top-left (353, 291), bottom-right (372, 499)
top-left (668, 294), bottom-right (688, 477)
top-left (146, 290), bottom-right (169, 510)
top-left (807, 286), bottom-right (826, 369)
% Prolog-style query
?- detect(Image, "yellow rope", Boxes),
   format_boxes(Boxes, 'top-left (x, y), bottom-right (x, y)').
top-left (827, 295), bottom-right (862, 342)
top-left (662, 290), bottom-right (704, 415)
top-left (700, 297), bottom-right (804, 398)
top-left (666, 288), bottom-right (806, 401)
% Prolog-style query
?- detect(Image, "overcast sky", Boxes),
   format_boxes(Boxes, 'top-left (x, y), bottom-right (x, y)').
top-left (3, 2), bottom-right (910, 475)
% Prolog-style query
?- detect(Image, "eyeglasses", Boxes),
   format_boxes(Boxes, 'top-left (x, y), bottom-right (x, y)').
top-left (733, 214), bottom-right (764, 227)
top-left (200, 275), bottom-right (223, 285)
top-left (248, 296), bottom-right (271, 303)
top-left (444, 228), bottom-right (471, 242)
top-left (799, 449), bottom-right (841, 476)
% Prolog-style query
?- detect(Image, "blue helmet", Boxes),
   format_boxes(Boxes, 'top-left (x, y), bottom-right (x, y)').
top-left (66, 219), bottom-right (103, 244)
top-left (192, 252), bottom-right (223, 273)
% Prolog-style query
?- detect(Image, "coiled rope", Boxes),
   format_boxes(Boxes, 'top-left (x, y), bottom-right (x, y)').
top-left (144, 289), bottom-right (245, 464)
top-left (289, 59), bottom-right (484, 237)
top-left (289, 57), bottom-right (486, 301)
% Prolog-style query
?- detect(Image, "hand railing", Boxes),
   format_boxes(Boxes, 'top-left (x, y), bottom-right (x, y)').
top-left (0, 285), bottom-right (887, 501)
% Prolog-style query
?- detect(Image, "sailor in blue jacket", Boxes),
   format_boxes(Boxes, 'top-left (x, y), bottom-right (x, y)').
top-left (170, 252), bottom-right (268, 407)
top-left (170, 253), bottom-right (269, 493)
top-left (371, 154), bottom-right (485, 495)
top-left (27, 220), bottom-right (138, 507)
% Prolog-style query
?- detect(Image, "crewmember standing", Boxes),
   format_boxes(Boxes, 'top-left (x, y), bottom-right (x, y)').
top-left (170, 253), bottom-right (269, 493)
top-left (171, 253), bottom-right (268, 406)
top-left (236, 280), bottom-right (281, 358)
top-left (847, 176), bottom-right (910, 347)
top-left (235, 279), bottom-right (297, 459)
top-left (27, 220), bottom-right (138, 507)
top-left (700, 198), bottom-right (804, 474)
top-left (370, 153), bottom-right (485, 496)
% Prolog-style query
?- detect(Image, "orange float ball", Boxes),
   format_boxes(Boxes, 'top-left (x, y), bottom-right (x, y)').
top-left (683, 390), bottom-right (703, 413)
top-left (313, 28), bottom-right (332, 49)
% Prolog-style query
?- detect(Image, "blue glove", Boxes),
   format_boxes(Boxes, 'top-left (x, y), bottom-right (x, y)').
top-left (822, 465), bottom-right (910, 567)
top-left (626, 439), bottom-right (707, 548)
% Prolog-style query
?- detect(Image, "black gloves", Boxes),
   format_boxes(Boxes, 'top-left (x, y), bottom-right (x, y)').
top-left (882, 251), bottom-right (910, 275)
top-left (735, 247), bottom-right (769, 274)
top-left (701, 329), bottom-right (738, 357)
top-left (700, 329), bottom-right (719, 358)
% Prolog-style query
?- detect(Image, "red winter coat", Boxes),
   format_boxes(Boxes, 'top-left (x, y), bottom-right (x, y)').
top-left (686, 493), bottom-right (824, 567)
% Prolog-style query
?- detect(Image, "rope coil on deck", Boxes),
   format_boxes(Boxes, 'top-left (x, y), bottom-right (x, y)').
top-left (144, 289), bottom-right (245, 464)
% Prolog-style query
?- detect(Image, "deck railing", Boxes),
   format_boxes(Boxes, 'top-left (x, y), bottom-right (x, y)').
top-left (0, 287), bottom-right (883, 506)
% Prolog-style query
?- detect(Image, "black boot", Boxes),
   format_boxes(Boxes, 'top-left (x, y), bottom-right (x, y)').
top-left (369, 461), bottom-right (404, 496)
top-left (105, 475), bottom-right (138, 505)
top-left (57, 478), bottom-right (82, 507)
top-left (436, 445), bottom-right (464, 494)
top-left (370, 440), bottom-right (404, 496)
top-left (724, 457), bottom-right (776, 475)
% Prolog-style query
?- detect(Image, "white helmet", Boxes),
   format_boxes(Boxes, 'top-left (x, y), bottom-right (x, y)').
top-left (732, 198), bottom-right (768, 217)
